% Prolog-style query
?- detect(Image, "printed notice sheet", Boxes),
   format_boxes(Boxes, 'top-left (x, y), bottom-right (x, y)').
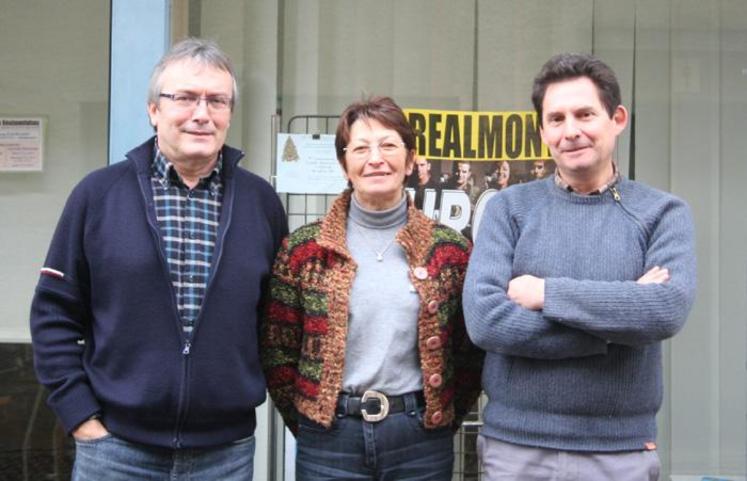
top-left (276, 133), bottom-right (346, 194)
top-left (0, 117), bottom-right (44, 172)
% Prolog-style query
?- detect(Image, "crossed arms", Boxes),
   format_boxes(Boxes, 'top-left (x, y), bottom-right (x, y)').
top-left (463, 194), bottom-right (697, 360)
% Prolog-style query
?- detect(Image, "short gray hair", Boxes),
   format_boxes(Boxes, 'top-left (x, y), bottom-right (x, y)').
top-left (147, 37), bottom-right (238, 107)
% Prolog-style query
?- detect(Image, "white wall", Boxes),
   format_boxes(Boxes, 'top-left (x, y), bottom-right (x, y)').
top-left (666, 1), bottom-right (747, 475)
top-left (0, 0), bottom-right (110, 341)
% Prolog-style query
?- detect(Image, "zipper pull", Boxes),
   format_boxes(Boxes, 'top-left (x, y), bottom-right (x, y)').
top-left (182, 341), bottom-right (191, 355)
top-left (610, 186), bottom-right (621, 202)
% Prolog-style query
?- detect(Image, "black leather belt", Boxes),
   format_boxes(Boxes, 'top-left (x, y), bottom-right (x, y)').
top-left (336, 390), bottom-right (425, 422)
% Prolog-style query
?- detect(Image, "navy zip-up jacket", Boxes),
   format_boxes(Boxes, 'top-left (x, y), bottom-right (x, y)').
top-left (30, 138), bottom-right (288, 448)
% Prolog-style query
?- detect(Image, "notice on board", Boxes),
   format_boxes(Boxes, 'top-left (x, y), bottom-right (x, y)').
top-left (0, 117), bottom-right (44, 172)
top-left (276, 133), bottom-right (346, 194)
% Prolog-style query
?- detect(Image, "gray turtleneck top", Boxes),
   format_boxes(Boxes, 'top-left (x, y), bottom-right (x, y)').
top-left (342, 194), bottom-right (423, 395)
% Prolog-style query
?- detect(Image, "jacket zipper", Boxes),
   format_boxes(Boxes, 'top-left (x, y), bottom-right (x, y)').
top-left (610, 185), bottom-right (621, 202)
top-left (609, 185), bottom-right (650, 239)
top-left (134, 149), bottom-right (241, 449)
top-left (135, 172), bottom-right (192, 448)
top-left (169, 166), bottom-right (236, 448)
top-left (172, 340), bottom-right (192, 448)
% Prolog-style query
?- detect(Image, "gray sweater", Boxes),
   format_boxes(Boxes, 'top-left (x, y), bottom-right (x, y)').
top-left (342, 195), bottom-right (423, 395)
top-left (463, 176), bottom-right (696, 451)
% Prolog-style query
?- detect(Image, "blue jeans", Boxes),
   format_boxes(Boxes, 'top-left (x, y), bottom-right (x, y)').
top-left (72, 433), bottom-right (255, 481)
top-left (296, 393), bottom-right (454, 480)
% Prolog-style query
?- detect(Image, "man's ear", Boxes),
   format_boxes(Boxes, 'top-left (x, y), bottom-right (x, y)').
top-left (147, 102), bottom-right (159, 130)
top-left (612, 105), bottom-right (628, 134)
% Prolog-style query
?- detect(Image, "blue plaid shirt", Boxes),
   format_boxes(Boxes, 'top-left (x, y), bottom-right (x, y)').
top-left (151, 147), bottom-right (223, 337)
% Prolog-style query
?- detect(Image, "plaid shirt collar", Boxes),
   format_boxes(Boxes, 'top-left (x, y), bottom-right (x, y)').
top-left (554, 162), bottom-right (620, 195)
top-left (152, 142), bottom-right (223, 194)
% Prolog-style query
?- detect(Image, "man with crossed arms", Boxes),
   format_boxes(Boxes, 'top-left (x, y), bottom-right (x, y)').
top-left (464, 53), bottom-right (696, 480)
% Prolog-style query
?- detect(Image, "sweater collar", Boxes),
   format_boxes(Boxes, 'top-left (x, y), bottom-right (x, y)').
top-left (318, 190), bottom-right (434, 263)
top-left (348, 193), bottom-right (408, 230)
top-left (152, 141), bottom-right (223, 193)
top-left (554, 162), bottom-right (620, 195)
top-left (548, 174), bottom-right (628, 204)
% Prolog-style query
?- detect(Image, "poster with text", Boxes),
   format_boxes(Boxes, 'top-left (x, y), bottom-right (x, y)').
top-left (404, 108), bottom-right (555, 239)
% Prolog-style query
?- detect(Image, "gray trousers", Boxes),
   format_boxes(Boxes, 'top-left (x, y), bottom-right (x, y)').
top-left (477, 435), bottom-right (660, 481)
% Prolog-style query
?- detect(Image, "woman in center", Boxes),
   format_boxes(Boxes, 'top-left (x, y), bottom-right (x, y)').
top-left (262, 96), bottom-right (483, 480)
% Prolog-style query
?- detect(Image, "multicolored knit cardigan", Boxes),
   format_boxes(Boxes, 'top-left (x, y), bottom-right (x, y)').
top-left (261, 190), bottom-right (484, 434)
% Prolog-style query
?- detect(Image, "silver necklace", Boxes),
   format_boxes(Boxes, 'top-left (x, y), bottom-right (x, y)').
top-left (352, 222), bottom-right (396, 262)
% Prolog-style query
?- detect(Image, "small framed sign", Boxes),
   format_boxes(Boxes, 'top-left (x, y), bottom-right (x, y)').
top-left (0, 117), bottom-right (45, 172)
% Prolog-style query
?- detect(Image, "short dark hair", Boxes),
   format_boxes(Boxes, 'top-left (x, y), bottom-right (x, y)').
top-left (531, 53), bottom-right (621, 125)
top-left (335, 96), bottom-right (415, 171)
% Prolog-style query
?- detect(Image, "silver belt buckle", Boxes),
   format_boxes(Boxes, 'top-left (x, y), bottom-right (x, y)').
top-left (360, 390), bottom-right (389, 422)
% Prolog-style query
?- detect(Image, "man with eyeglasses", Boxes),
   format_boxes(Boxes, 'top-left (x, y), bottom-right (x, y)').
top-left (30, 38), bottom-right (287, 480)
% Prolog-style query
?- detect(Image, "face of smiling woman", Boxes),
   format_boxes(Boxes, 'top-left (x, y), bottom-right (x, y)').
top-left (342, 118), bottom-right (414, 211)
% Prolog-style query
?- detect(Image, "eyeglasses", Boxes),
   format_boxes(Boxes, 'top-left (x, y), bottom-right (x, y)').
top-left (159, 93), bottom-right (233, 111)
top-left (343, 141), bottom-right (405, 160)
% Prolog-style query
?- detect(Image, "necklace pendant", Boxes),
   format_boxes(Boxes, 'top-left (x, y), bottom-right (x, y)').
top-left (376, 253), bottom-right (384, 262)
